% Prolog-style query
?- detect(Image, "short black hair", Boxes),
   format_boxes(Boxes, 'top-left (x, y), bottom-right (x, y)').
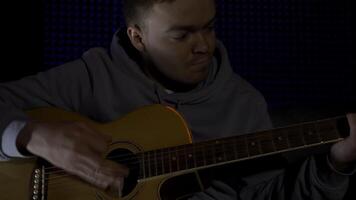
top-left (122, 0), bottom-right (175, 25)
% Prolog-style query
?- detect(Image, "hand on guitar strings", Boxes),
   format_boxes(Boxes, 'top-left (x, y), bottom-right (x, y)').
top-left (330, 113), bottom-right (356, 172)
top-left (16, 120), bottom-right (129, 196)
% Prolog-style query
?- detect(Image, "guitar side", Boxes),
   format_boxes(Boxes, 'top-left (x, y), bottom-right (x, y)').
top-left (0, 105), bottom-right (194, 200)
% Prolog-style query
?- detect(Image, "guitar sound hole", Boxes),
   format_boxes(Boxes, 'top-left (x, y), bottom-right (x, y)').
top-left (107, 148), bottom-right (140, 197)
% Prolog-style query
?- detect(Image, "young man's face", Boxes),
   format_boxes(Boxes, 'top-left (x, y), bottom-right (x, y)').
top-left (138, 0), bottom-right (216, 89)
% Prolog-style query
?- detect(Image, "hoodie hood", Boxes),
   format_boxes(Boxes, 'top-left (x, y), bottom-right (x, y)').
top-left (109, 29), bottom-right (234, 108)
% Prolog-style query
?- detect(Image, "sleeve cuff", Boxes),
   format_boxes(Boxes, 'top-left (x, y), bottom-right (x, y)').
top-left (1, 120), bottom-right (29, 158)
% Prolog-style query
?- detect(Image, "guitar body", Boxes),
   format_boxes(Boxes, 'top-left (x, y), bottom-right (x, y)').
top-left (0, 105), bottom-right (199, 200)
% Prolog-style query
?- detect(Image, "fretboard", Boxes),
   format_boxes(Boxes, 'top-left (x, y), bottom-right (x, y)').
top-left (138, 116), bottom-right (349, 180)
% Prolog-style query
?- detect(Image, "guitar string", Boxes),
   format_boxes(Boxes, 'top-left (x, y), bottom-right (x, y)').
top-left (45, 127), bottom-right (335, 174)
top-left (42, 138), bottom-right (239, 172)
top-left (42, 121), bottom-right (338, 173)
top-left (43, 138), bottom-right (276, 175)
top-left (43, 130), bottom-right (328, 174)
top-left (35, 114), bottom-right (345, 173)
top-left (41, 127), bottom-right (341, 190)
top-left (43, 134), bottom-right (336, 182)
top-left (43, 130), bottom-right (336, 179)
top-left (41, 136), bottom-right (328, 193)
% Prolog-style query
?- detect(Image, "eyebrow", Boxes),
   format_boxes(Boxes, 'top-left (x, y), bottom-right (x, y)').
top-left (166, 16), bottom-right (216, 32)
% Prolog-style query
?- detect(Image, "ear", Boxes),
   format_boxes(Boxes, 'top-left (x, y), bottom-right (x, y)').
top-left (127, 25), bottom-right (145, 52)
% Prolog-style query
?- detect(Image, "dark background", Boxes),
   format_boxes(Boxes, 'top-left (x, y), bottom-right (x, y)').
top-left (0, 0), bottom-right (355, 198)
top-left (1, 0), bottom-right (354, 113)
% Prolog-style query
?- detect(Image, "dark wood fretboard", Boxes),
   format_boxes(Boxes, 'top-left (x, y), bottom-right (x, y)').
top-left (138, 116), bottom-right (349, 180)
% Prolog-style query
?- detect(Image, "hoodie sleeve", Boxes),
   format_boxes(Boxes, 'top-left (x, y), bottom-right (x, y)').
top-left (0, 59), bottom-right (93, 160)
top-left (236, 155), bottom-right (349, 200)
top-left (236, 102), bottom-right (349, 199)
top-left (237, 90), bottom-right (349, 199)
top-left (192, 98), bottom-right (349, 200)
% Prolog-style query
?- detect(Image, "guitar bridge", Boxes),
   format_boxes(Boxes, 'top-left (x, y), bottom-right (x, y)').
top-left (30, 165), bottom-right (46, 200)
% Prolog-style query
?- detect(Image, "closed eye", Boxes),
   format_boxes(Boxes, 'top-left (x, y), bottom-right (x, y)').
top-left (172, 32), bottom-right (189, 40)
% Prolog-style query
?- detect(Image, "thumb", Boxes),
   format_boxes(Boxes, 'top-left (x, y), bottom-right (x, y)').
top-left (93, 160), bottom-right (129, 191)
top-left (347, 113), bottom-right (356, 131)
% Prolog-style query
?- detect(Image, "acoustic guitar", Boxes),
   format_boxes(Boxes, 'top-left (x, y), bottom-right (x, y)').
top-left (0, 105), bottom-right (349, 200)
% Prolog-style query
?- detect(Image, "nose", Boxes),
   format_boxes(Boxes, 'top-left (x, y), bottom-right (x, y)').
top-left (192, 32), bottom-right (209, 54)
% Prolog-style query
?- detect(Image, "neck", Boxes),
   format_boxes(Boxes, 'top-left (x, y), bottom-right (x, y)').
top-left (138, 115), bottom-right (349, 180)
top-left (140, 56), bottom-right (200, 93)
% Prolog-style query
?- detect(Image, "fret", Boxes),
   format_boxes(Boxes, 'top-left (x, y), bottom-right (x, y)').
top-left (149, 151), bottom-right (156, 177)
top-left (155, 149), bottom-right (163, 176)
top-left (185, 146), bottom-right (195, 169)
top-left (335, 116), bottom-right (350, 138)
top-left (235, 137), bottom-right (249, 158)
top-left (287, 127), bottom-right (305, 147)
top-left (177, 146), bottom-right (187, 171)
top-left (223, 138), bottom-right (237, 161)
top-left (272, 129), bottom-right (289, 150)
top-left (170, 147), bottom-right (178, 172)
top-left (162, 148), bottom-right (171, 174)
top-left (144, 152), bottom-right (151, 178)
top-left (194, 143), bottom-right (206, 167)
top-left (302, 123), bottom-right (320, 144)
top-left (214, 140), bottom-right (226, 163)
top-left (317, 120), bottom-right (340, 141)
top-left (140, 153), bottom-right (146, 179)
top-left (246, 136), bottom-right (261, 156)
top-left (222, 141), bottom-right (228, 161)
top-left (258, 133), bottom-right (275, 153)
top-left (204, 141), bottom-right (216, 165)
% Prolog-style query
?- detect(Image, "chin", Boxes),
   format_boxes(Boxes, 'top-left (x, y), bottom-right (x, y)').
top-left (184, 72), bottom-right (209, 85)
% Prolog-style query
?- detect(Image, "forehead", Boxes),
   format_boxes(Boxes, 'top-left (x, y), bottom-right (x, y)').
top-left (145, 0), bottom-right (216, 29)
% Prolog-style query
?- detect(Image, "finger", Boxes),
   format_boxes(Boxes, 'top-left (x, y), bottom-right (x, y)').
top-left (81, 159), bottom-right (129, 190)
top-left (76, 122), bottom-right (112, 141)
top-left (98, 160), bottom-right (130, 178)
top-left (108, 177), bottom-right (125, 198)
top-left (346, 113), bottom-right (356, 131)
top-left (87, 127), bottom-right (112, 143)
top-left (97, 160), bottom-right (129, 190)
top-left (76, 125), bottom-right (112, 154)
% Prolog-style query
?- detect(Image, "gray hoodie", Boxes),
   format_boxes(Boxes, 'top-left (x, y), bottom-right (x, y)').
top-left (0, 30), bottom-right (271, 144)
top-left (0, 30), bottom-right (349, 199)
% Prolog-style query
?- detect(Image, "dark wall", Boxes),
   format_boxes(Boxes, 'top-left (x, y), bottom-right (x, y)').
top-left (1, 1), bottom-right (43, 82)
top-left (215, 0), bottom-right (355, 112)
top-left (1, 0), bottom-right (355, 112)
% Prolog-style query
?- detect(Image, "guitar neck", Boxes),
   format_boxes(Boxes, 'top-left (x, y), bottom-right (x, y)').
top-left (138, 115), bottom-right (349, 180)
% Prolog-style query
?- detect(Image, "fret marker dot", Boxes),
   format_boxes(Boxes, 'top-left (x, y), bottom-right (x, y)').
top-left (278, 136), bottom-right (282, 141)
top-left (188, 154), bottom-right (193, 158)
top-left (251, 142), bottom-right (256, 146)
top-left (172, 157), bottom-right (176, 161)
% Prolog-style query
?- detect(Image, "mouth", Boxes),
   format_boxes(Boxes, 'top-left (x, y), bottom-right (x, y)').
top-left (191, 57), bottom-right (212, 66)
top-left (189, 59), bottom-right (211, 74)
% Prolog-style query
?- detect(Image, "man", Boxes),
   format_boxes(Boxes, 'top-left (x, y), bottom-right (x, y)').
top-left (0, 0), bottom-right (355, 199)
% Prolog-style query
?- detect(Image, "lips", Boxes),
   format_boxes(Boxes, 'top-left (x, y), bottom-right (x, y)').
top-left (191, 57), bottom-right (211, 66)
top-left (189, 57), bottom-right (211, 73)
